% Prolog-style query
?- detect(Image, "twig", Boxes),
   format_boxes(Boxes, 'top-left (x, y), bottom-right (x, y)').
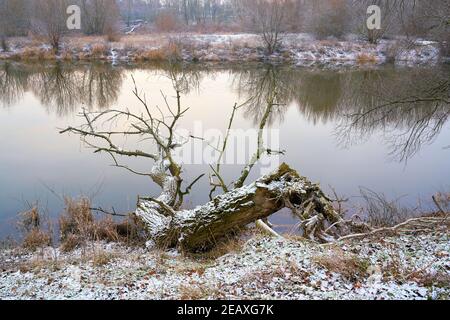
top-left (138, 197), bottom-right (176, 217)
top-left (182, 174), bottom-right (205, 196)
top-left (90, 207), bottom-right (128, 217)
top-left (338, 215), bottom-right (446, 242)
top-left (432, 195), bottom-right (446, 215)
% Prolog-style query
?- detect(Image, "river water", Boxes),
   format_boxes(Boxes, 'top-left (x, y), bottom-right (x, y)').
top-left (0, 61), bottom-right (449, 237)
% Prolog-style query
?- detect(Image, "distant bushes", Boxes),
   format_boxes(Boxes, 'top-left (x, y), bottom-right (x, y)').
top-left (155, 10), bottom-right (181, 33)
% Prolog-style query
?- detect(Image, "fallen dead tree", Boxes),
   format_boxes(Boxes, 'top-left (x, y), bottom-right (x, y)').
top-left (60, 67), bottom-right (448, 251)
top-left (136, 162), bottom-right (347, 250)
top-left (60, 68), bottom-right (353, 251)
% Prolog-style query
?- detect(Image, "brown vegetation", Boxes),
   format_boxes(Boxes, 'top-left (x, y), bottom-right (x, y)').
top-left (17, 197), bottom-right (147, 253)
top-left (314, 247), bottom-right (370, 281)
top-left (18, 207), bottom-right (53, 251)
top-left (59, 197), bottom-right (147, 250)
top-left (356, 53), bottom-right (378, 64)
top-left (91, 43), bottom-right (109, 57)
top-left (155, 10), bottom-right (180, 32)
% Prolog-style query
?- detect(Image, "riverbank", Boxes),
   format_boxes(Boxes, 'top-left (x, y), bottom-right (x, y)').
top-left (0, 33), bottom-right (442, 66)
top-left (1, 227), bottom-right (448, 300)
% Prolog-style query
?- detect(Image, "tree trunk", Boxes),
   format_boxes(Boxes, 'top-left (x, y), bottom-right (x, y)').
top-left (136, 163), bottom-right (346, 251)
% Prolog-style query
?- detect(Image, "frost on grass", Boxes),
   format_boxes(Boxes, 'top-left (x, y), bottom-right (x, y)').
top-left (0, 34), bottom-right (443, 65)
top-left (1, 229), bottom-right (448, 300)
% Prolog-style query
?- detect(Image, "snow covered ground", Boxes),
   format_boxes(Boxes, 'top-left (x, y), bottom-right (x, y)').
top-left (0, 33), bottom-right (443, 65)
top-left (1, 229), bottom-right (448, 300)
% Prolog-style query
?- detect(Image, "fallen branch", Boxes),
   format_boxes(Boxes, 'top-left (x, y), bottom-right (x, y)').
top-left (256, 219), bottom-right (282, 238)
top-left (338, 215), bottom-right (448, 242)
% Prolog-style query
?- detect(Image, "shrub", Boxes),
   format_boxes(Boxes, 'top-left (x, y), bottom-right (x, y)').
top-left (18, 207), bottom-right (53, 251)
top-left (309, 1), bottom-right (351, 40)
top-left (23, 229), bottom-right (52, 251)
top-left (105, 26), bottom-right (121, 43)
top-left (59, 197), bottom-right (147, 251)
top-left (359, 188), bottom-right (411, 227)
top-left (1, 37), bottom-right (8, 52)
top-left (155, 11), bottom-right (180, 33)
top-left (91, 43), bottom-right (108, 57)
top-left (356, 53), bottom-right (377, 64)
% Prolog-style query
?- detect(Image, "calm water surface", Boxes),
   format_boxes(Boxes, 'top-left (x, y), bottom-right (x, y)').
top-left (1, 62), bottom-right (449, 237)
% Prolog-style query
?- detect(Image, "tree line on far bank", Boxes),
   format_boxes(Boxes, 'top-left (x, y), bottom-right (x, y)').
top-left (0, 0), bottom-right (448, 54)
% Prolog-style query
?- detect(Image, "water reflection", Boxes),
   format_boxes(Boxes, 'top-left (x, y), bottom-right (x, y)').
top-left (0, 61), bottom-right (449, 238)
top-left (1, 61), bottom-right (449, 161)
top-left (0, 62), bottom-right (124, 114)
top-left (336, 67), bottom-right (450, 161)
top-left (231, 64), bottom-right (449, 161)
top-left (0, 62), bottom-right (31, 106)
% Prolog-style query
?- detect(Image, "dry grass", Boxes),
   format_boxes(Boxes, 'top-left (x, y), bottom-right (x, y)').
top-left (314, 247), bottom-right (369, 281)
top-left (22, 229), bottom-right (52, 252)
top-left (135, 49), bottom-right (166, 61)
top-left (18, 257), bottom-right (61, 274)
top-left (59, 50), bottom-right (73, 61)
top-left (59, 197), bottom-right (118, 250)
top-left (413, 272), bottom-right (450, 288)
top-left (91, 43), bottom-right (109, 57)
top-left (359, 188), bottom-right (412, 228)
top-left (134, 41), bottom-right (181, 62)
top-left (114, 215), bottom-right (148, 246)
top-left (16, 47), bottom-right (56, 61)
top-left (58, 197), bottom-right (147, 251)
top-left (59, 197), bottom-right (94, 242)
top-left (92, 249), bottom-right (116, 267)
top-left (356, 53), bottom-right (377, 64)
top-left (177, 282), bottom-right (221, 300)
top-left (187, 232), bottom-right (246, 261)
top-left (105, 27), bottom-right (121, 43)
top-left (59, 234), bottom-right (83, 253)
top-left (18, 207), bottom-right (53, 251)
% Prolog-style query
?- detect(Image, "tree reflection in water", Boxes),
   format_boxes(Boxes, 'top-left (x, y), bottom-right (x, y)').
top-left (0, 62), bottom-right (124, 115)
top-left (1, 61), bottom-right (448, 162)
top-left (231, 63), bottom-right (449, 162)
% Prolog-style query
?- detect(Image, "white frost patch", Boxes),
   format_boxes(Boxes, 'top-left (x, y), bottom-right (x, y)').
top-left (1, 231), bottom-right (448, 300)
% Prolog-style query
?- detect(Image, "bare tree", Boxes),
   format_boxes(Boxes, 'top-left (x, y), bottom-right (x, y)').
top-left (31, 0), bottom-right (69, 51)
top-left (0, 0), bottom-right (29, 51)
top-left (307, 0), bottom-right (351, 39)
top-left (61, 65), bottom-right (349, 250)
top-left (0, 0), bottom-right (8, 51)
top-left (80, 0), bottom-right (120, 35)
top-left (241, 0), bottom-right (293, 54)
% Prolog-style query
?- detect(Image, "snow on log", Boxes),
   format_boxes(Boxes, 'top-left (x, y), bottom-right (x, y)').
top-left (136, 163), bottom-right (347, 250)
